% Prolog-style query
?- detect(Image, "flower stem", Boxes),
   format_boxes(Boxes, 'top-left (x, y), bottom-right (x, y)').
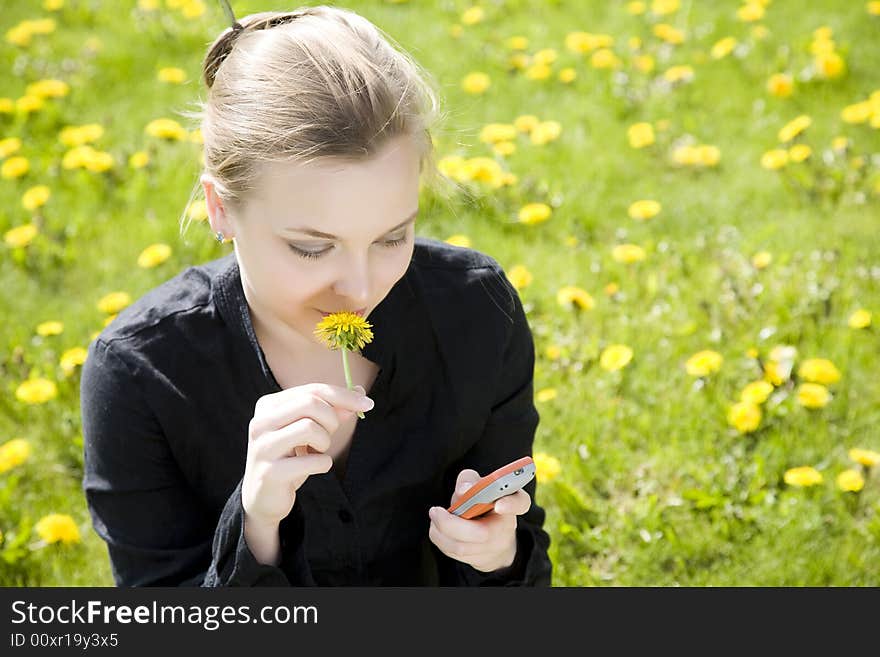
top-left (341, 347), bottom-right (365, 419)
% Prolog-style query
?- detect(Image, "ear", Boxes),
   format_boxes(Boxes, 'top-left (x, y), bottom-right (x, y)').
top-left (200, 174), bottom-right (233, 238)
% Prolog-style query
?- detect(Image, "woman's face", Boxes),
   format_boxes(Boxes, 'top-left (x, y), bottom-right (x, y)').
top-left (203, 134), bottom-right (421, 353)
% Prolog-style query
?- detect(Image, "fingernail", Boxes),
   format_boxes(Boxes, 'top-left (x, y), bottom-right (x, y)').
top-left (360, 396), bottom-right (374, 410)
top-left (354, 385), bottom-right (365, 395)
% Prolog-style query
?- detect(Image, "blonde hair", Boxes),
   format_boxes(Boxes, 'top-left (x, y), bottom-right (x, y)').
top-left (179, 5), bottom-right (450, 239)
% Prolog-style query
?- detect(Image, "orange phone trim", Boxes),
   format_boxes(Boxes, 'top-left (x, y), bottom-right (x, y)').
top-left (447, 456), bottom-right (534, 519)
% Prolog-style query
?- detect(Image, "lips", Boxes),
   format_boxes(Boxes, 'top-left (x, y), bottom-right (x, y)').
top-left (319, 308), bottom-right (366, 317)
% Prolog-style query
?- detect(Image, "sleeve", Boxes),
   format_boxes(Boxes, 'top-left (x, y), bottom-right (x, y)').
top-left (435, 265), bottom-right (553, 586)
top-left (80, 338), bottom-right (314, 587)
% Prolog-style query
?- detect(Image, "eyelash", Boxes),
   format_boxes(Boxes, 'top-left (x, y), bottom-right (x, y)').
top-left (288, 235), bottom-right (409, 260)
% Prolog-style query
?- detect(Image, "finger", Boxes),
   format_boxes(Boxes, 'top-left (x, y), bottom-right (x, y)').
top-left (429, 506), bottom-right (490, 543)
top-left (273, 452), bottom-right (334, 481)
top-left (450, 469), bottom-right (481, 506)
top-left (258, 416), bottom-right (336, 461)
top-left (251, 383), bottom-right (374, 436)
top-left (493, 490), bottom-right (531, 516)
top-left (428, 522), bottom-right (485, 561)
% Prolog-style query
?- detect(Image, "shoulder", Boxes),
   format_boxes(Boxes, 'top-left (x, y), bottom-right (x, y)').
top-left (93, 255), bottom-right (229, 348)
top-left (410, 236), bottom-right (519, 324)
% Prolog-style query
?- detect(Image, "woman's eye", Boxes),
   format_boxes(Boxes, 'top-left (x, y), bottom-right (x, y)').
top-left (288, 232), bottom-right (408, 261)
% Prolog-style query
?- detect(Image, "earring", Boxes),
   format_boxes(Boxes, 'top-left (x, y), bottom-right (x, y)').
top-left (215, 231), bottom-right (225, 243)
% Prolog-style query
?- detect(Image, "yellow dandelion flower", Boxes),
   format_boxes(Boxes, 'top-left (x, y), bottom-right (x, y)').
top-left (740, 380), bottom-right (774, 405)
top-left (137, 243), bottom-right (172, 269)
top-left (784, 466), bottom-right (823, 487)
top-left (604, 282), bottom-right (620, 296)
top-left (556, 286), bottom-right (595, 311)
top-left (841, 101), bottom-right (872, 124)
top-left (651, 0), bottom-right (680, 15)
top-left (479, 123), bottom-right (518, 144)
top-left (1, 156), bottom-right (29, 179)
top-left (559, 67), bottom-right (577, 83)
top-left (0, 438), bottom-right (32, 474)
top-left (460, 6), bottom-right (485, 25)
top-left (544, 345), bottom-right (562, 361)
top-left (751, 251), bottom-right (773, 269)
top-left (58, 124), bottom-right (104, 147)
top-left (814, 51), bottom-right (845, 79)
top-left (22, 185), bottom-right (51, 212)
top-left (514, 115), bottom-right (540, 133)
top-left (737, 3), bottom-right (765, 22)
top-left (530, 121), bottom-right (562, 145)
top-left (628, 122), bottom-right (655, 148)
top-left (492, 140), bottom-right (516, 156)
top-left (797, 358), bottom-right (841, 385)
top-left (591, 49), bottom-right (622, 69)
top-left (518, 203), bottom-right (552, 225)
top-left (36, 320), bottom-right (64, 336)
top-left (97, 291), bottom-right (132, 314)
top-left (0, 136), bottom-right (22, 158)
top-left (761, 149), bottom-right (789, 170)
top-left (848, 309), bottom-right (871, 329)
top-left (444, 234), bottom-right (471, 248)
top-left (187, 199), bottom-right (208, 222)
top-left (711, 36), bottom-right (737, 59)
top-left (600, 344), bottom-right (634, 372)
top-left (685, 350), bottom-right (723, 377)
top-left (60, 346), bottom-right (88, 376)
top-left (536, 388), bottom-right (557, 403)
top-left (836, 469), bottom-right (864, 493)
top-left (767, 72), bottom-right (794, 98)
top-left (35, 514), bottom-right (81, 544)
top-left (788, 144), bottom-right (812, 163)
top-left (506, 36), bottom-right (529, 51)
top-left (15, 378), bottom-right (58, 404)
top-left (611, 244), bottom-right (646, 264)
top-left (4, 223), bottom-right (39, 248)
top-left (44, 0), bottom-right (65, 9)
top-left (848, 448), bottom-right (880, 468)
top-left (663, 65), bottom-right (694, 83)
top-left (868, 1), bottom-right (880, 16)
top-left (506, 264), bottom-right (533, 291)
top-left (533, 452), bottom-right (562, 483)
top-left (626, 2), bottom-right (647, 15)
top-left (26, 79), bottom-right (69, 98)
top-left (462, 72), bottom-right (491, 95)
top-left (129, 151), bottom-right (150, 169)
top-left (314, 312), bottom-right (374, 353)
top-left (633, 54), bottom-right (655, 73)
top-left (628, 199), bottom-right (661, 221)
top-left (796, 382), bottom-right (831, 409)
top-left (778, 115), bottom-right (812, 143)
top-left (728, 401), bottom-right (762, 433)
top-left (145, 118), bottom-right (188, 141)
top-left (157, 67), bottom-right (187, 84)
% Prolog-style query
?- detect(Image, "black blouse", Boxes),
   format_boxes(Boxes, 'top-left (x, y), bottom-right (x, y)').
top-left (80, 236), bottom-right (552, 586)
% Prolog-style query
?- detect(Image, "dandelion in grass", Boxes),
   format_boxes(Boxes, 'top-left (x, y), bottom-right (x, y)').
top-left (314, 312), bottom-right (374, 419)
top-left (783, 466), bottom-right (823, 487)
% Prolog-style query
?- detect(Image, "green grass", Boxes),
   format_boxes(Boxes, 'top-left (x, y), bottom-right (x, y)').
top-left (1, 0), bottom-right (878, 586)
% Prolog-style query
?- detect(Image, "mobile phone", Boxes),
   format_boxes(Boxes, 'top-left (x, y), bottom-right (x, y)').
top-left (447, 456), bottom-right (536, 519)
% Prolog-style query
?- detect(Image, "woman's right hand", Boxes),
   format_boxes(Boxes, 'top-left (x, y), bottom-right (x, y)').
top-left (242, 383), bottom-right (375, 527)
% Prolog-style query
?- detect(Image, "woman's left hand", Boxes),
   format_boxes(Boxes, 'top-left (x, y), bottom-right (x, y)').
top-left (428, 468), bottom-right (531, 573)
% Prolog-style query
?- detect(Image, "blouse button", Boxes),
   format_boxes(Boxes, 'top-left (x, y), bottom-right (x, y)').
top-left (338, 509), bottom-right (354, 523)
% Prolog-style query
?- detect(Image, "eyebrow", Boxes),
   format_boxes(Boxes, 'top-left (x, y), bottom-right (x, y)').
top-left (283, 209), bottom-right (419, 240)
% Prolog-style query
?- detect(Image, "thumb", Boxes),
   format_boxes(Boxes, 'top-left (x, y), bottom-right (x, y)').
top-left (451, 469), bottom-right (480, 504)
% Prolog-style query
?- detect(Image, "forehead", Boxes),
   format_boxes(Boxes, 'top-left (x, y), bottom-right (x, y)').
top-left (253, 136), bottom-right (422, 211)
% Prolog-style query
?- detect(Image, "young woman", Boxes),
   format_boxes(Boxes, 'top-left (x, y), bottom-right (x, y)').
top-left (80, 4), bottom-right (552, 586)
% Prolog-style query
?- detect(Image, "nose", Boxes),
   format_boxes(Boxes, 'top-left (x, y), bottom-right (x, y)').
top-left (332, 253), bottom-right (371, 307)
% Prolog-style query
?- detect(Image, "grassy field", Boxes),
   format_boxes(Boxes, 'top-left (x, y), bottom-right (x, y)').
top-left (1, 0), bottom-right (878, 586)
